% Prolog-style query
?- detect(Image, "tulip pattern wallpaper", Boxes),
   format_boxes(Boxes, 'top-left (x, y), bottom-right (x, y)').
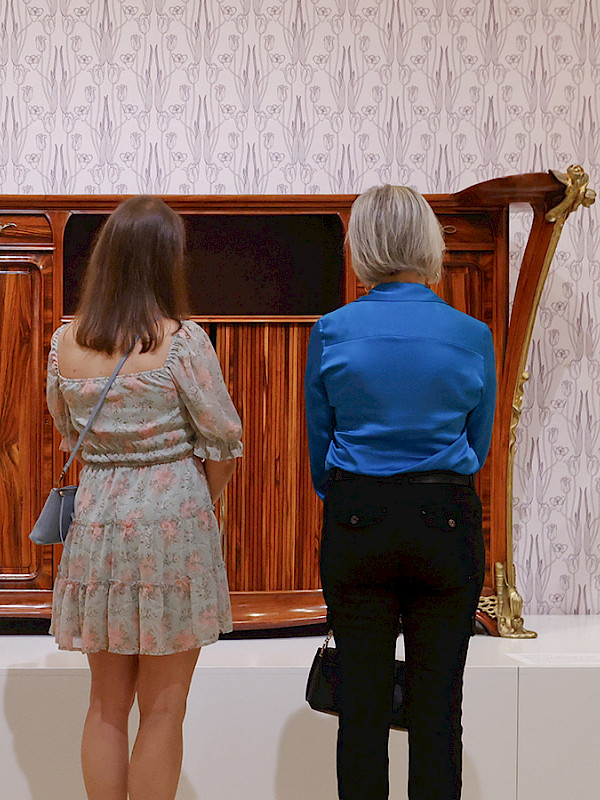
top-left (1, 0), bottom-right (599, 613)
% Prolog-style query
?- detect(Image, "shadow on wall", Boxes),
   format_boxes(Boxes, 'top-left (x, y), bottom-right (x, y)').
top-left (274, 708), bottom-right (484, 800)
top-left (174, 773), bottom-right (199, 800)
top-left (2, 669), bottom-right (89, 799)
top-left (274, 707), bottom-right (413, 800)
top-left (274, 706), bottom-right (339, 800)
top-left (2, 669), bottom-right (199, 800)
top-left (2, 664), bottom-right (482, 800)
top-left (462, 751), bottom-right (484, 800)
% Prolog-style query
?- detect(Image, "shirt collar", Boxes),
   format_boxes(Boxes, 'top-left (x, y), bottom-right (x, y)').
top-left (357, 282), bottom-right (447, 303)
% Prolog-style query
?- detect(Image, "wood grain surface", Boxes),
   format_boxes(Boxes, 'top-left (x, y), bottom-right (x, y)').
top-left (0, 174), bottom-right (569, 625)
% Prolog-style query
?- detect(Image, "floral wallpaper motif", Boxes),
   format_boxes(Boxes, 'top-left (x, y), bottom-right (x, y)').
top-left (1, 0), bottom-right (599, 613)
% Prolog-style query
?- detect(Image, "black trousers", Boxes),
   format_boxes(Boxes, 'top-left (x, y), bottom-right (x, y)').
top-left (320, 472), bottom-right (485, 800)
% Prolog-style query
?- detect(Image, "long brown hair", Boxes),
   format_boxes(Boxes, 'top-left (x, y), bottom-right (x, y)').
top-left (74, 195), bottom-right (189, 354)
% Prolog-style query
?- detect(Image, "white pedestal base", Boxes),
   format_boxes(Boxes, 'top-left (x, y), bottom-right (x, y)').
top-left (1, 615), bottom-right (599, 800)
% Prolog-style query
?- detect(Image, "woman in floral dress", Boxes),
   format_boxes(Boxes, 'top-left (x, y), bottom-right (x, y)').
top-left (47, 196), bottom-right (242, 800)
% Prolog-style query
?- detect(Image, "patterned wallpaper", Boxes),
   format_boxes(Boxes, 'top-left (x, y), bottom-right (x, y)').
top-left (1, 0), bottom-right (599, 614)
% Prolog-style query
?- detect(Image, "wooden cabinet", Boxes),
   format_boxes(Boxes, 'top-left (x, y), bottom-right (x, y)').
top-left (0, 215), bottom-right (52, 244)
top-left (0, 171), bottom-right (593, 633)
top-left (0, 252), bottom-right (54, 615)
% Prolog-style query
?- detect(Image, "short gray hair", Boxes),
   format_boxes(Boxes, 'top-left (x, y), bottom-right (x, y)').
top-left (347, 184), bottom-right (445, 287)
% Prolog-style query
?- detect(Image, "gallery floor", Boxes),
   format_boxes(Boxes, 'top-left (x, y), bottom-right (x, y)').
top-left (1, 615), bottom-right (599, 800)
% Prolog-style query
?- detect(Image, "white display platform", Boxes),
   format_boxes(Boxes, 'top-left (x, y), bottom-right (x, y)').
top-left (1, 615), bottom-right (599, 800)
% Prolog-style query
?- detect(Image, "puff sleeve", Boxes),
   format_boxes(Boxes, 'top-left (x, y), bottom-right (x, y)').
top-left (46, 326), bottom-right (79, 453)
top-left (170, 322), bottom-right (243, 461)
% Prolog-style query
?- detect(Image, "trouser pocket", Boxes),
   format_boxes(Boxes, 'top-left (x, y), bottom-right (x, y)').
top-left (413, 484), bottom-right (484, 589)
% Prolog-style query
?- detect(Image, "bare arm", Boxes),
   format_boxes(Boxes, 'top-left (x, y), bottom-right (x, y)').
top-left (203, 458), bottom-right (237, 503)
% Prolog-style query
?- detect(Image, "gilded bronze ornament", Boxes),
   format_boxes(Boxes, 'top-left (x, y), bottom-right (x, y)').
top-left (496, 562), bottom-right (537, 639)
top-left (497, 164), bottom-right (595, 638)
top-left (546, 165), bottom-right (596, 223)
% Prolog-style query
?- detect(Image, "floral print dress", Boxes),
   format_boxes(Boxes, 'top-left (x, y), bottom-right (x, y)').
top-left (48, 320), bottom-right (243, 655)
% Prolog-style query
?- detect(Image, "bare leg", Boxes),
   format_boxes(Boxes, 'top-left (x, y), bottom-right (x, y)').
top-left (128, 648), bottom-right (200, 800)
top-left (82, 652), bottom-right (139, 800)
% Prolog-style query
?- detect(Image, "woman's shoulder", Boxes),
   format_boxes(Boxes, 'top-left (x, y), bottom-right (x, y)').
top-left (51, 322), bottom-right (71, 343)
top-left (175, 319), bottom-right (209, 344)
top-left (431, 304), bottom-right (494, 360)
top-left (50, 323), bottom-right (74, 358)
top-left (442, 304), bottom-right (493, 339)
top-left (168, 320), bottom-right (212, 361)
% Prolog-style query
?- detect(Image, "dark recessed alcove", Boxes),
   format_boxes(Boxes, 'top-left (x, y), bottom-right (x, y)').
top-left (63, 212), bottom-right (346, 316)
top-left (63, 213), bottom-right (105, 316)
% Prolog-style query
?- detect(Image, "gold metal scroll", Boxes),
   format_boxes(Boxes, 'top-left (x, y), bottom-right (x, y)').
top-left (496, 562), bottom-right (537, 638)
top-left (546, 165), bottom-right (596, 222)
top-left (498, 165), bottom-right (595, 638)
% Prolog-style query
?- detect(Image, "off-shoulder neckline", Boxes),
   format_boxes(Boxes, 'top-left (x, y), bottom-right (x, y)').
top-left (53, 320), bottom-right (198, 383)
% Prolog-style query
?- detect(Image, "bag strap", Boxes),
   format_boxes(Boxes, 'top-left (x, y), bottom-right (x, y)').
top-left (318, 630), bottom-right (334, 655)
top-left (54, 338), bottom-right (138, 488)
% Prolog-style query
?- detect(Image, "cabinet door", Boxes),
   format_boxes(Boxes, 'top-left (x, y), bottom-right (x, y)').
top-left (0, 255), bottom-right (54, 615)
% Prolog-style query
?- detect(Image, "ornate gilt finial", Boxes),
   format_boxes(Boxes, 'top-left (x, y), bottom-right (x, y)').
top-left (546, 165), bottom-right (596, 222)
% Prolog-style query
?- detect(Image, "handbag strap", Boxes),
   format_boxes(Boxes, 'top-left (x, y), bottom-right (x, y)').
top-left (319, 630), bottom-right (334, 655)
top-left (54, 337), bottom-right (138, 488)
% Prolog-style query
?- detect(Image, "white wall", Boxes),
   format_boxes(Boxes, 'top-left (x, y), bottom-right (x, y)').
top-left (1, 0), bottom-right (599, 613)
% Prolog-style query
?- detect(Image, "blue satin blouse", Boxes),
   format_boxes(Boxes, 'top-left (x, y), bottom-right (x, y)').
top-left (305, 281), bottom-right (497, 498)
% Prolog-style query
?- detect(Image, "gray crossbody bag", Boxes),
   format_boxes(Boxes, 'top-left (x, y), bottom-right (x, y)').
top-left (30, 339), bottom-right (137, 547)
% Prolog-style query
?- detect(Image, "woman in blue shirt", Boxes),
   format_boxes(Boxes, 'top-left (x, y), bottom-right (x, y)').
top-left (305, 185), bottom-right (496, 800)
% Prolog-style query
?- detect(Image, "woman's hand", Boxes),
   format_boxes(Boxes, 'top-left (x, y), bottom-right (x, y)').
top-left (202, 458), bottom-right (237, 503)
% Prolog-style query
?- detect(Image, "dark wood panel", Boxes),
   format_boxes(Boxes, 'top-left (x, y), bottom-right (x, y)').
top-left (0, 268), bottom-right (32, 568)
top-left (438, 213), bottom-right (495, 247)
top-left (435, 258), bottom-right (485, 319)
top-left (0, 255), bottom-right (53, 593)
top-left (0, 215), bottom-right (52, 244)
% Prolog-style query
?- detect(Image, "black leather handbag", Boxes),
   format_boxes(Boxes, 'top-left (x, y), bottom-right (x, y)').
top-left (305, 631), bottom-right (408, 730)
